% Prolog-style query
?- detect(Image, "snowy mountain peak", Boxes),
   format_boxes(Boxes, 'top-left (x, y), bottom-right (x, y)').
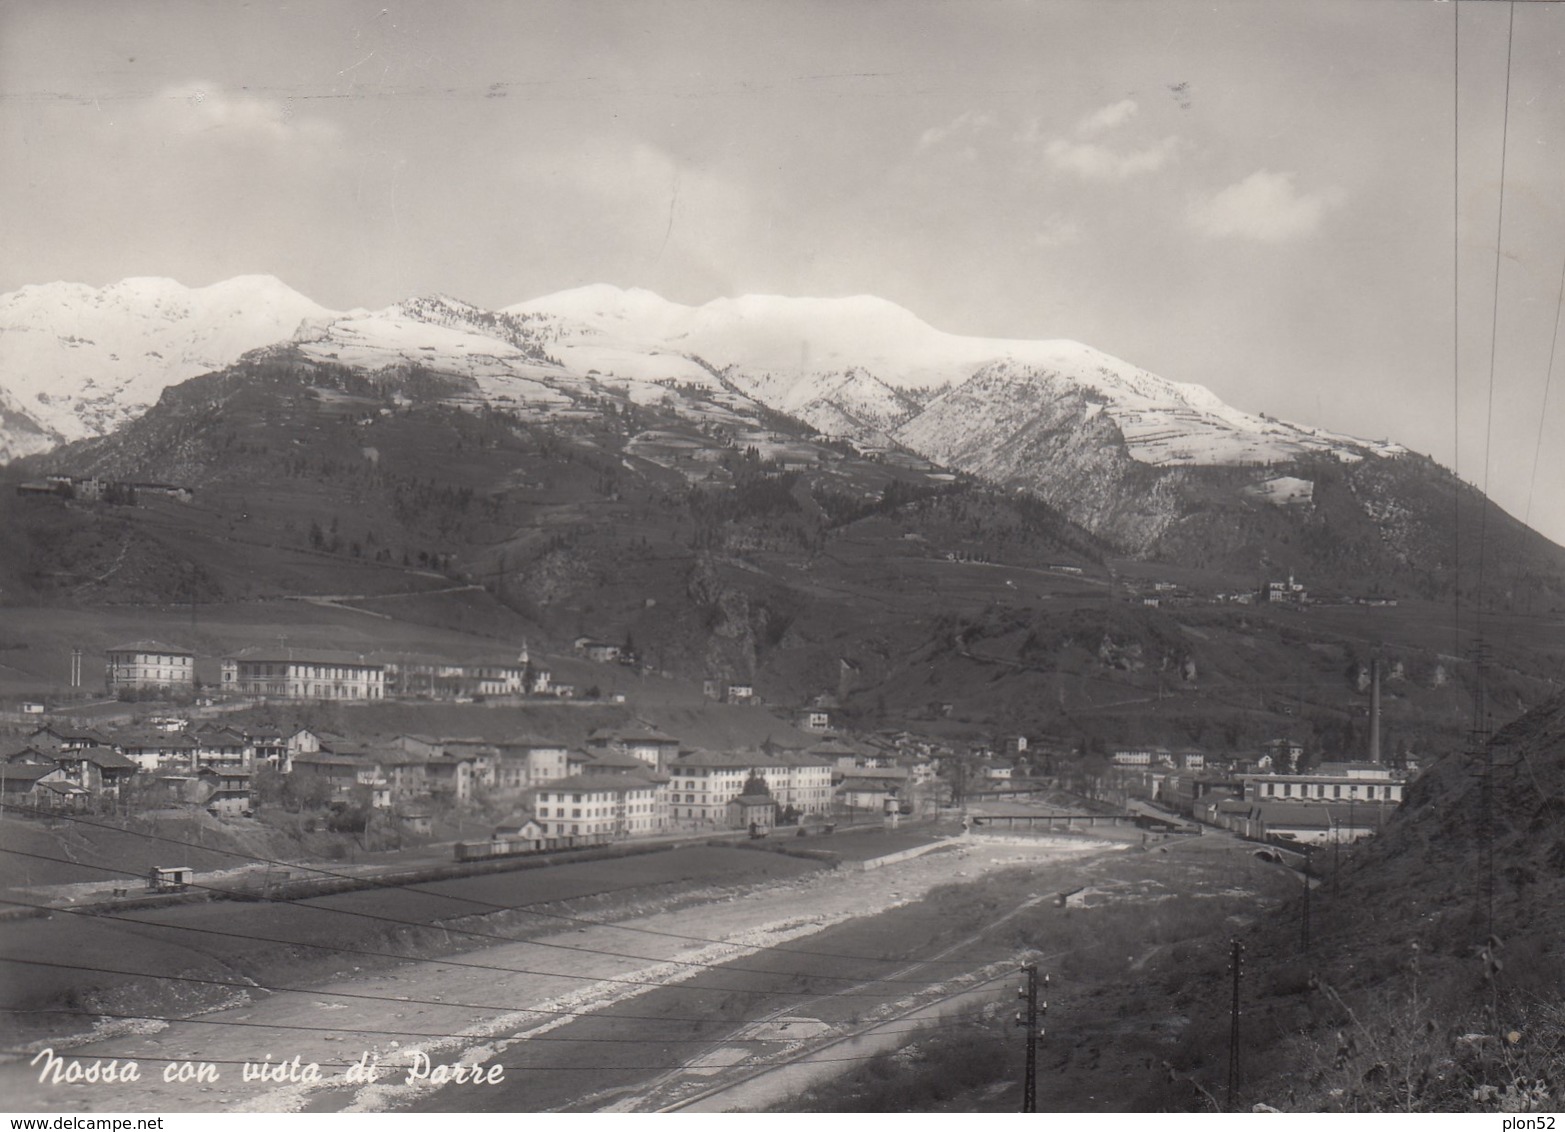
top-left (1, 274), bottom-right (1404, 482)
top-left (0, 274), bottom-right (333, 459)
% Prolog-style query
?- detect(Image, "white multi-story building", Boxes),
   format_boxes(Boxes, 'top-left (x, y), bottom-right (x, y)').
top-left (533, 774), bottom-right (661, 842)
top-left (666, 748), bottom-right (834, 825)
top-left (220, 650), bottom-right (385, 700)
top-left (768, 749), bottom-right (835, 814)
top-left (1240, 771), bottom-right (1405, 805)
top-left (105, 641), bottom-right (194, 694)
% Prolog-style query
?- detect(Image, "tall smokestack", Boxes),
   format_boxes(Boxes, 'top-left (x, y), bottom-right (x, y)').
top-left (1368, 659), bottom-right (1382, 765)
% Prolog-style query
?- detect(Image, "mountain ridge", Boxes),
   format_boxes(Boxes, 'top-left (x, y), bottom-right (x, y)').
top-left (4, 277), bottom-right (1561, 591)
top-left (0, 274), bottom-right (1419, 471)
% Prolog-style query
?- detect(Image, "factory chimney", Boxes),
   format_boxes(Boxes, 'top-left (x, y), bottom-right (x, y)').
top-left (1368, 659), bottom-right (1382, 765)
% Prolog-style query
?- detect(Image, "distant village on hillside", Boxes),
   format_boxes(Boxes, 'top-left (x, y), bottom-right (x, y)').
top-left (2, 637), bottom-right (1417, 862)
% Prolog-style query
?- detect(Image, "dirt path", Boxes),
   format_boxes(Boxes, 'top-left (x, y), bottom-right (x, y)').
top-left (3, 836), bottom-right (1114, 1113)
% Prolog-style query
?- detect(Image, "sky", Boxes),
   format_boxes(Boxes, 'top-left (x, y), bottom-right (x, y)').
top-left (1, 0), bottom-right (1562, 547)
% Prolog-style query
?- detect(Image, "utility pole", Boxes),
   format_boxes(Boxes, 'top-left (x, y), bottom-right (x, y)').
top-left (1016, 962), bottom-right (1048, 1112)
top-left (1468, 639), bottom-right (1495, 942)
top-left (1226, 938), bottom-right (1244, 1111)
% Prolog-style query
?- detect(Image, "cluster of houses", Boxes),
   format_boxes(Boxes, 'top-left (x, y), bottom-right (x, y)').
top-left (1, 721), bottom-right (263, 816)
top-left (0, 715), bottom-right (945, 846)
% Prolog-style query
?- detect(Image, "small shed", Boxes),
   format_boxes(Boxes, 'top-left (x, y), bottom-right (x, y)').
top-left (493, 815), bottom-right (546, 842)
top-left (148, 866), bottom-right (193, 892)
top-left (399, 812), bottom-right (434, 836)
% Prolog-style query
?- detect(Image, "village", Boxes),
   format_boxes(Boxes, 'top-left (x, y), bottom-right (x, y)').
top-left (0, 637), bottom-right (1416, 867)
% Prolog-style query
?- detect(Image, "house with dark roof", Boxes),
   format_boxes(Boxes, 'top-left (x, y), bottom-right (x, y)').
top-left (586, 724), bottom-right (681, 773)
top-left (28, 724), bottom-right (111, 750)
top-left (441, 740), bottom-right (499, 789)
top-left (248, 729), bottom-right (289, 771)
top-left (424, 752), bottom-right (475, 803)
top-left (570, 746), bottom-right (649, 776)
top-left (199, 766), bottom-right (253, 816)
top-left (290, 751), bottom-right (400, 807)
top-left (5, 745), bottom-right (59, 767)
top-left (114, 731), bottom-right (197, 773)
top-left (191, 726), bottom-right (252, 771)
top-left (1, 763), bottom-right (84, 812)
top-left (56, 747), bottom-right (139, 798)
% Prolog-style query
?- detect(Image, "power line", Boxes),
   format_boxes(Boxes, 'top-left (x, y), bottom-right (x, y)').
top-left (0, 847), bottom-right (949, 996)
top-left (1521, 243), bottom-right (1564, 541)
top-left (1452, 0), bottom-right (1462, 658)
top-left (1475, 0), bottom-right (1517, 620)
top-left (0, 802), bottom-right (986, 971)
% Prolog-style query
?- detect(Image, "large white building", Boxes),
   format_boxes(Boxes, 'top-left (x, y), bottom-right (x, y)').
top-left (665, 748), bottom-right (834, 825)
top-left (220, 649), bottom-right (385, 700)
top-left (105, 640), bottom-right (194, 694)
top-left (533, 774), bottom-right (661, 842)
top-left (1240, 764), bottom-right (1406, 805)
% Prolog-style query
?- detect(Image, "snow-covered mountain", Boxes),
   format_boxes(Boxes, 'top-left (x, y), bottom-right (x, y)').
top-left (513, 284), bottom-right (1405, 464)
top-left (0, 275), bottom-right (330, 460)
top-left (3, 274), bottom-right (1413, 549)
top-left (2, 274), bottom-right (1403, 472)
top-left (897, 349), bottom-right (1404, 470)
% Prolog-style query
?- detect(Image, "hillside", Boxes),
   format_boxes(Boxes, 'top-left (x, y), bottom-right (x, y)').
top-left (7, 277), bottom-right (1562, 619)
top-left (2, 277), bottom-right (1562, 757)
top-left (1201, 691), bottom-right (1565, 1112)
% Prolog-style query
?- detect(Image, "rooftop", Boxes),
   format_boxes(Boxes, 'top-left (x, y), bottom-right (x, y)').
top-left (535, 773), bottom-right (659, 794)
top-left (105, 640), bottom-right (194, 656)
top-left (224, 648), bottom-right (385, 668)
top-left (1, 764), bottom-right (63, 784)
top-left (576, 747), bottom-right (647, 770)
top-left (672, 748), bottom-right (779, 770)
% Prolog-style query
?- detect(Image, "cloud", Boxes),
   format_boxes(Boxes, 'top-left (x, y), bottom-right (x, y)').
top-left (1076, 99), bottom-right (1138, 136)
top-left (917, 110), bottom-right (993, 151)
top-left (1033, 213), bottom-right (1083, 248)
top-left (1043, 135), bottom-right (1181, 181)
top-left (142, 83), bottom-right (340, 148)
top-left (1188, 170), bottom-right (1345, 242)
